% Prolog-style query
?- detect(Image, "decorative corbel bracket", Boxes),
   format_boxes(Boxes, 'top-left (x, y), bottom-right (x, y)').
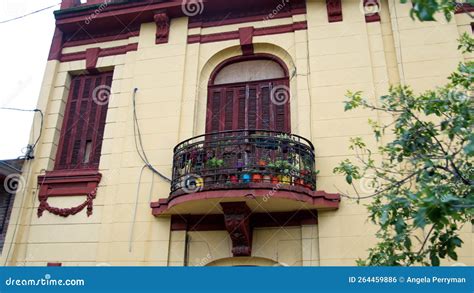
top-left (239, 27), bottom-right (254, 56)
top-left (85, 47), bottom-right (101, 73)
top-left (37, 169), bottom-right (101, 217)
top-left (326, 0), bottom-right (342, 23)
top-left (363, 0), bottom-right (381, 23)
top-left (154, 11), bottom-right (170, 44)
top-left (220, 202), bottom-right (252, 257)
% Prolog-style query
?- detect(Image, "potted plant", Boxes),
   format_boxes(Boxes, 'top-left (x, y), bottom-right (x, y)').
top-left (274, 159), bottom-right (292, 185)
top-left (276, 133), bottom-right (291, 153)
top-left (266, 161), bottom-right (279, 184)
top-left (229, 174), bottom-right (239, 183)
top-left (294, 166), bottom-right (308, 186)
top-left (204, 157), bottom-right (224, 185)
top-left (206, 157), bottom-right (223, 168)
top-left (258, 157), bottom-right (268, 168)
top-left (241, 172), bottom-right (251, 183)
top-left (251, 169), bottom-right (263, 183)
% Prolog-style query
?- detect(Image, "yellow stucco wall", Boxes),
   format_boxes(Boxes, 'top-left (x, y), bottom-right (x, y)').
top-left (1, 0), bottom-right (472, 266)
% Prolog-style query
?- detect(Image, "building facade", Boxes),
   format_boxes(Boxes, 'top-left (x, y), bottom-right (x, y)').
top-left (1, 0), bottom-right (473, 266)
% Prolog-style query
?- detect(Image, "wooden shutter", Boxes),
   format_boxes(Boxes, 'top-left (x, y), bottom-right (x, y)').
top-left (247, 86), bottom-right (257, 130)
top-left (224, 90), bottom-right (234, 131)
top-left (237, 87), bottom-right (246, 130)
top-left (206, 79), bottom-right (291, 133)
top-left (259, 84), bottom-right (271, 130)
top-left (55, 72), bottom-right (113, 170)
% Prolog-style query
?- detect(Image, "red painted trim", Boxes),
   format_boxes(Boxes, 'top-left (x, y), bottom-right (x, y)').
top-left (187, 21), bottom-right (308, 44)
top-left (221, 202), bottom-right (252, 256)
top-left (363, 0), bottom-right (381, 23)
top-left (171, 210), bottom-right (318, 231)
top-left (151, 187), bottom-right (340, 216)
top-left (455, 3), bottom-right (474, 14)
top-left (47, 262), bottom-right (62, 267)
top-left (85, 47), bottom-right (100, 70)
top-left (326, 0), bottom-right (343, 23)
top-left (154, 11), bottom-right (170, 44)
top-left (239, 26), bottom-right (254, 56)
top-left (188, 8), bottom-right (307, 29)
top-left (48, 28), bottom-right (64, 61)
top-left (38, 169), bottom-right (101, 197)
top-left (62, 30), bottom-right (139, 48)
top-left (59, 43), bottom-right (138, 62)
top-left (37, 169), bottom-right (101, 217)
top-left (61, 0), bottom-right (78, 10)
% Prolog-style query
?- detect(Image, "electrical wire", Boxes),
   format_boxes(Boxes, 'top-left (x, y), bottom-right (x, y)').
top-left (129, 165), bottom-right (146, 252)
top-left (0, 107), bottom-right (43, 159)
top-left (0, 3), bottom-right (60, 24)
top-left (132, 88), bottom-right (171, 182)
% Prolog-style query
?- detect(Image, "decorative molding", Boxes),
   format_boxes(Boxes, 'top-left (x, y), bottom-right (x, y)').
top-left (326, 0), bottom-right (342, 23)
top-left (188, 5), bottom-right (307, 29)
top-left (188, 21), bottom-right (308, 44)
top-left (221, 202), bottom-right (252, 257)
top-left (154, 11), bottom-right (170, 44)
top-left (151, 187), bottom-right (340, 216)
top-left (59, 43), bottom-right (138, 63)
top-left (363, 0), bottom-right (381, 23)
top-left (238, 26), bottom-right (254, 55)
top-left (85, 47), bottom-right (100, 71)
top-left (62, 30), bottom-right (140, 48)
top-left (37, 169), bottom-right (101, 218)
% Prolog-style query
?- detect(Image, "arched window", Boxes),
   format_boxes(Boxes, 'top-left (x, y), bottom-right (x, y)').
top-left (206, 55), bottom-right (291, 134)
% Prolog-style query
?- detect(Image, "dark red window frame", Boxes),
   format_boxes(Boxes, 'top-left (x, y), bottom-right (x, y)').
top-left (37, 71), bottom-right (112, 218)
top-left (55, 72), bottom-right (113, 171)
top-left (206, 54), bottom-right (291, 134)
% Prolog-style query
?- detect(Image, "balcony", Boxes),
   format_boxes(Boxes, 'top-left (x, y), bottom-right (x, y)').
top-left (151, 130), bottom-right (340, 216)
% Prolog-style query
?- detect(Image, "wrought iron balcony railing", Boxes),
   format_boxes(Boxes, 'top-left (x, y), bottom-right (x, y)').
top-left (171, 130), bottom-right (316, 196)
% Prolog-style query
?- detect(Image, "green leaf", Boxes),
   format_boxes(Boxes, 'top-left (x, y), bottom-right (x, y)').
top-left (430, 252), bottom-right (440, 266)
top-left (346, 175), bottom-right (352, 184)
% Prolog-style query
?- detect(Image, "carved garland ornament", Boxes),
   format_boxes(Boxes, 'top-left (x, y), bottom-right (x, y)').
top-left (38, 189), bottom-right (96, 218)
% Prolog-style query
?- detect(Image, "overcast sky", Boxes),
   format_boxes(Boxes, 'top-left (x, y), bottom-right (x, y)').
top-left (0, 0), bottom-right (59, 160)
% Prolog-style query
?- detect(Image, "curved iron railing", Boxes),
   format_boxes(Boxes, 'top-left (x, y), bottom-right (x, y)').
top-left (171, 130), bottom-right (316, 195)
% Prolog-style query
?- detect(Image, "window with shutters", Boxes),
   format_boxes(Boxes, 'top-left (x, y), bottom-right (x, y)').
top-left (55, 72), bottom-right (112, 170)
top-left (206, 56), bottom-right (290, 134)
top-left (0, 189), bottom-right (13, 253)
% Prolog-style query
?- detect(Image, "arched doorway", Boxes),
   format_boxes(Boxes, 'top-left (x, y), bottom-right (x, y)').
top-left (206, 54), bottom-right (291, 134)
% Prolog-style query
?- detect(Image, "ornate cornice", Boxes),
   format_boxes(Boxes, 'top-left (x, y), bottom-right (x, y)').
top-left (37, 169), bottom-right (102, 217)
